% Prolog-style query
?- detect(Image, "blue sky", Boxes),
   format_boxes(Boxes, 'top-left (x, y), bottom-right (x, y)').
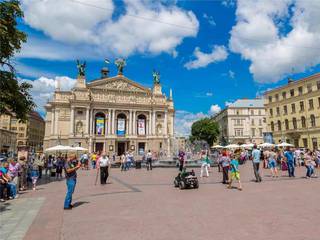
top-left (15, 0), bottom-right (320, 135)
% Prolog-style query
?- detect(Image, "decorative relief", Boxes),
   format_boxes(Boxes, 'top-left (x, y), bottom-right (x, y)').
top-left (55, 93), bottom-right (72, 102)
top-left (105, 80), bottom-right (144, 92)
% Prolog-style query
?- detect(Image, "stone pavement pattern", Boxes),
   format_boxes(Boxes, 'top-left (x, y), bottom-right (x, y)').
top-left (1, 164), bottom-right (320, 240)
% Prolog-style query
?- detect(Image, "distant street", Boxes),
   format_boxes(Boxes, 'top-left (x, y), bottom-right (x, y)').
top-left (1, 164), bottom-right (320, 240)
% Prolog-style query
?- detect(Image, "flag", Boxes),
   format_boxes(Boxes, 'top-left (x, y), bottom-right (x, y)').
top-left (104, 58), bottom-right (110, 64)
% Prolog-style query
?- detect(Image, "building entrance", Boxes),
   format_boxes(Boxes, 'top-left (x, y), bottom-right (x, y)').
top-left (117, 142), bottom-right (126, 156)
top-left (95, 142), bottom-right (104, 153)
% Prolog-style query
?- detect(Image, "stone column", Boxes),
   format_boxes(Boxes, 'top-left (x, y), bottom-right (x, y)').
top-left (89, 109), bottom-right (93, 136)
top-left (132, 111), bottom-right (136, 135)
top-left (148, 111), bottom-right (152, 136)
top-left (112, 109), bottom-right (116, 135)
top-left (86, 107), bottom-right (90, 134)
top-left (55, 108), bottom-right (59, 135)
top-left (89, 138), bottom-right (92, 153)
top-left (51, 109), bottom-right (55, 135)
top-left (69, 107), bottom-right (74, 135)
top-left (107, 109), bottom-right (112, 135)
top-left (164, 110), bottom-right (168, 137)
top-left (129, 110), bottom-right (132, 135)
top-left (105, 112), bottom-right (108, 136)
top-left (152, 110), bottom-right (156, 135)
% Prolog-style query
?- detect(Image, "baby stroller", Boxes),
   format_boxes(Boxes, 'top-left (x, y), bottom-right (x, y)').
top-left (174, 169), bottom-right (199, 190)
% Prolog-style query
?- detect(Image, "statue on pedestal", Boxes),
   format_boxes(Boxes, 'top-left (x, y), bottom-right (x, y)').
top-left (115, 58), bottom-right (126, 75)
top-left (76, 60), bottom-right (86, 77)
top-left (153, 69), bottom-right (160, 84)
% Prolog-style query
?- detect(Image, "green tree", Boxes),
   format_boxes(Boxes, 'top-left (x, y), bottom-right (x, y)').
top-left (190, 118), bottom-right (220, 146)
top-left (0, 0), bottom-right (34, 121)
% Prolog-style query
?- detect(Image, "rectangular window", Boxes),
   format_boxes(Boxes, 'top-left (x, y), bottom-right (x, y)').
top-left (298, 86), bottom-right (303, 95)
top-left (251, 128), bottom-right (256, 137)
top-left (259, 119), bottom-right (262, 126)
top-left (290, 89), bottom-right (294, 97)
top-left (307, 84), bottom-right (312, 93)
top-left (251, 119), bottom-right (255, 125)
top-left (235, 129), bottom-right (243, 137)
top-left (309, 99), bottom-right (314, 110)
top-left (300, 101), bottom-right (304, 111)
top-left (270, 108), bottom-right (273, 116)
top-left (276, 107), bottom-right (280, 115)
top-left (268, 96), bottom-right (272, 103)
top-left (282, 91), bottom-right (286, 99)
top-left (291, 103), bottom-right (296, 113)
top-left (259, 128), bottom-right (263, 137)
top-left (275, 94), bottom-right (279, 101)
top-left (318, 97), bottom-right (320, 108)
top-left (284, 105), bottom-right (288, 115)
top-left (317, 81), bottom-right (320, 90)
top-left (303, 138), bottom-right (308, 148)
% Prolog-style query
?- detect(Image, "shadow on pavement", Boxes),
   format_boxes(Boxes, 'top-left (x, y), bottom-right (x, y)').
top-left (73, 201), bottom-right (90, 208)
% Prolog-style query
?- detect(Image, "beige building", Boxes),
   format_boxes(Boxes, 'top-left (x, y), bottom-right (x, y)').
top-left (0, 129), bottom-right (17, 154)
top-left (0, 111), bottom-right (45, 152)
top-left (213, 99), bottom-right (267, 144)
top-left (264, 73), bottom-right (320, 149)
top-left (44, 68), bottom-right (175, 157)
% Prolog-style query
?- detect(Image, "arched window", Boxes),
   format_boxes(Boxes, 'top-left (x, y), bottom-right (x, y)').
top-left (76, 121), bottom-right (83, 134)
top-left (310, 114), bottom-right (316, 127)
top-left (137, 114), bottom-right (146, 135)
top-left (285, 119), bottom-right (289, 130)
top-left (277, 120), bottom-right (282, 131)
top-left (271, 121), bottom-right (274, 132)
top-left (117, 113), bottom-right (127, 136)
top-left (301, 116), bottom-right (306, 128)
top-left (95, 112), bottom-right (105, 135)
top-left (293, 118), bottom-right (297, 129)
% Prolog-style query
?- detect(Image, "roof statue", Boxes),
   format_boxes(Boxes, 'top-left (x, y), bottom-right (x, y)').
top-left (152, 69), bottom-right (160, 84)
top-left (115, 58), bottom-right (126, 75)
top-left (76, 60), bottom-right (86, 77)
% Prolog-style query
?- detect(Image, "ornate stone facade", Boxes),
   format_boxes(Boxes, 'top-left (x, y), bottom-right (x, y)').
top-left (44, 74), bottom-right (175, 157)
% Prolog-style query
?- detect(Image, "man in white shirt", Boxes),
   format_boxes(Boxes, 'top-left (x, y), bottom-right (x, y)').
top-left (146, 150), bottom-right (153, 171)
top-left (98, 153), bottom-right (110, 184)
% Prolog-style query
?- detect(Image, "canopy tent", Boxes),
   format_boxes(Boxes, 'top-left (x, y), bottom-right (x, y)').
top-left (276, 142), bottom-right (294, 147)
top-left (258, 143), bottom-right (275, 148)
top-left (211, 145), bottom-right (224, 149)
top-left (45, 145), bottom-right (74, 152)
top-left (72, 146), bottom-right (88, 151)
top-left (224, 144), bottom-right (240, 149)
top-left (240, 143), bottom-right (254, 148)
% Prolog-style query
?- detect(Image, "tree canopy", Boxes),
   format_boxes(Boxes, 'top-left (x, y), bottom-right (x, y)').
top-left (190, 118), bottom-right (220, 146)
top-left (0, 0), bottom-right (34, 121)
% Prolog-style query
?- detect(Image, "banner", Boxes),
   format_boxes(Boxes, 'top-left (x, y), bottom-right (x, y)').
top-left (117, 118), bottom-right (126, 136)
top-left (138, 119), bottom-right (146, 135)
top-left (96, 117), bottom-right (105, 135)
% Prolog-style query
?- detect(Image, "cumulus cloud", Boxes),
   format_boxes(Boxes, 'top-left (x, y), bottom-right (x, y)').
top-left (21, 0), bottom-right (199, 58)
top-left (225, 101), bottom-right (233, 106)
top-left (174, 110), bottom-right (208, 136)
top-left (184, 45), bottom-right (228, 69)
top-left (229, 0), bottom-right (320, 83)
top-left (21, 76), bottom-right (76, 113)
top-left (203, 13), bottom-right (216, 26)
top-left (209, 104), bottom-right (221, 115)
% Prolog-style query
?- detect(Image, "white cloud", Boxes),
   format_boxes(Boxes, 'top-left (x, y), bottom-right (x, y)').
top-left (21, 0), bottom-right (199, 58)
top-left (209, 104), bottom-right (221, 115)
top-left (175, 110), bottom-right (208, 136)
top-left (184, 45), bottom-right (228, 69)
top-left (15, 62), bottom-right (56, 79)
top-left (225, 101), bottom-right (233, 106)
top-left (203, 13), bottom-right (216, 26)
top-left (229, 0), bottom-right (320, 83)
top-left (221, 0), bottom-right (236, 8)
top-left (206, 92), bottom-right (213, 97)
top-left (21, 76), bottom-right (76, 113)
top-left (228, 70), bottom-right (235, 79)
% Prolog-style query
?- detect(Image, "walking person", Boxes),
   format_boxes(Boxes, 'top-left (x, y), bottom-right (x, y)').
top-left (91, 152), bottom-right (97, 169)
top-left (146, 150), bottom-right (153, 171)
top-left (268, 149), bottom-right (278, 178)
top-left (8, 158), bottom-right (20, 197)
top-left (219, 151), bottom-right (230, 184)
top-left (178, 150), bottom-right (185, 172)
top-left (31, 160), bottom-right (39, 191)
top-left (56, 156), bottom-right (64, 180)
top-left (200, 150), bottom-right (210, 178)
top-left (228, 153), bottom-right (242, 191)
top-left (251, 145), bottom-right (262, 182)
top-left (284, 147), bottom-right (295, 177)
top-left (18, 156), bottom-right (27, 191)
top-left (304, 150), bottom-right (316, 178)
top-left (63, 154), bottom-right (81, 210)
top-left (98, 153), bottom-right (110, 184)
top-left (120, 154), bottom-right (126, 171)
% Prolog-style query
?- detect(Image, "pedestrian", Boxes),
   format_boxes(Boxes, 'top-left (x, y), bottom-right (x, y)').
top-left (18, 156), bottom-right (27, 191)
top-left (98, 153), bottom-right (110, 184)
top-left (219, 150), bottom-right (230, 184)
top-left (45, 155), bottom-right (54, 177)
top-left (178, 150), bottom-right (185, 172)
top-left (200, 150), bottom-right (210, 178)
top-left (120, 154), bottom-right (126, 171)
top-left (31, 160), bottom-right (39, 190)
top-left (63, 154), bottom-right (81, 210)
top-left (228, 153), bottom-right (242, 191)
top-left (0, 163), bottom-right (11, 202)
top-left (8, 158), bottom-right (20, 197)
top-left (251, 145), bottom-right (262, 182)
top-left (91, 152), bottom-right (97, 169)
top-left (56, 156), bottom-right (64, 180)
top-left (284, 147), bottom-right (295, 177)
top-left (268, 149), bottom-right (278, 178)
top-left (304, 150), bottom-right (316, 178)
top-left (146, 150), bottom-right (153, 171)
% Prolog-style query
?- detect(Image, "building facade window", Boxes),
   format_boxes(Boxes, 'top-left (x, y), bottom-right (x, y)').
top-left (282, 91), bottom-right (286, 99)
top-left (259, 128), bottom-right (263, 137)
top-left (251, 128), bottom-right (255, 137)
top-left (298, 86), bottom-right (303, 95)
top-left (317, 80), bottom-right (320, 90)
top-left (117, 113), bottom-right (127, 136)
top-left (307, 84), bottom-right (312, 93)
top-left (251, 119), bottom-right (255, 125)
top-left (310, 114), bottom-right (316, 127)
top-left (270, 108), bottom-right (273, 116)
top-left (275, 94), bottom-right (279, 101)
top-left (276, 107), bottom-right (280, 115)
top-left (301, 116), bottom-right (306, 128)
top-left (293, 118), bottom-right (297, 129)
top-left (268, 96), bottom-right (272, 103)
top-left (290, 89), bottom-right (294, 97)
top-left (291, 103), bottom-right (296, 113)
top-left (309, 99), bottom-right (314, 110)
top-left (303, 138), bottom-right (308, 148)
top-left (300, 101), bottom-right (304, 111)
top-left (271, 121), bottom-right (274, 132)
top-left (251, 110), bottom-right (254, 115)
top-left (95, 112), bottom-right (106, 135)
top-left (137, 114), bottom-right (146, 135)
top-left (235, 129), bottom-right (243, 137)
top-left (259, 119), bottom-right (262, 126)
top-left (285, 119), bottom-right (289, 130)
top-left (277, 120), bottom-right (281, 131)
top-left (284, 105), bottom-right (288, 115)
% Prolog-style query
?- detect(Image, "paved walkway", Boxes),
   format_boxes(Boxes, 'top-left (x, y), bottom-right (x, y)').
top-left (1, 164), bottom-right (320, 240)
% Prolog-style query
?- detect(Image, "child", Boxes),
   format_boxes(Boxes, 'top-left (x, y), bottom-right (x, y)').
top-left (228, 154), bottom-right (242, 191)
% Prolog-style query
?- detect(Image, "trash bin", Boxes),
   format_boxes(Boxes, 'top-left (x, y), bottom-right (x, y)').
top-left (136, 161), bottom-right (142, 169)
